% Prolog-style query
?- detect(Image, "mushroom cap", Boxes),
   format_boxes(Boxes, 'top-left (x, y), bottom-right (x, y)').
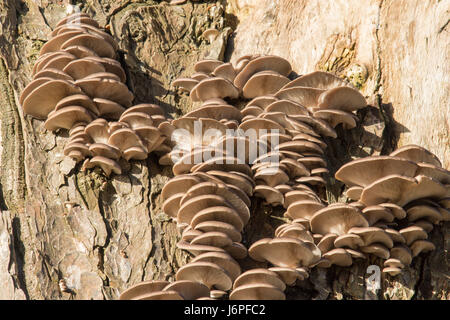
top-left (348, 227), bottom-right (394, 248)
top-left (93, 98), bottom-right (126, 119)
top-left (379, 203), bottom-right (407, 220)
top-left (206, 170), bottom-right (254, 196)
top-left (322, 248), bottom-right (353, 267)
top-left (362, 205), bottom-right (395, 225)
top-left (44, 106), bottom-right (95, 131)
top-left (175, 261), bottom-right (233, 290)
top-left (360, 243), bottom-right (390, 259)
top-left (416, 162), bottom-right (450, 184)
top-left (33, 67), bottom-right (73, 81)
top-left (253, 185), bottom-right (284, 206)
top-left (162, 192), bottom-right (183, 218)
top-left (284, 190), bottom-right (320, 208)
top-left (333, 233), bottom-right (364, 249)
top-left (229, 283), bottom-right (285, 300)
top-left (135, 290), bottom-right (184, 300)
top-left (390, 144), bottom-right (442, 167)
top-left (191, 251), bottom-right (241, 282)
top-left (108, 127), bottom-right (146, 152)
top-left (285, 200), bottom-right (325, 220)
top-left (384, 258), bottom-right (405, 269)
top-left (190, 231), bottom-right (233, 248)
top-left (310, 204), bottom-right (369, 236)
top-left (382, 267), bottom-right (403, 276)
top-left (62, 45), bottom-right (98, 59)
top-left (163, 280), bottom-right (210, 300)
top-left (232, 268), bottom-right (286, 291)
top-left (390, 245), bottom-right (413, 266)
top-left (275, 86), bottom-right (325, 108)
top-left (40, 30), bottom-right (86, 55)
top-left (76, 78), bottom-right (134, 107)
top-left (55, 93), bottom-right (99, 115)
top-left (194, 59), bottom-right (224, 74)
top-left (346, 186), bottom-right (363, 201)
top-left (268, 267), bottom-right (305, 285)
top-left (22, 79), bottom-right (82, 119)
top-left (314, 109), bottom-right (357, 129)
top-left (191, 78), bottom-right (239, 102)
top-left (190, 206), bottom-right (244, 232)
top-left (360, 174), bottom-right (448, 206)
top-left (399, 226), bottom-right (428, 246)
top-left (317, 86), bottom-right (367, 111)
top-left (119, 280), bottom-right (169, 300)
top-left (317, 233), bottom-right (338, 253)
top-left (62, 57), bottom-right (105, 80)
top-left (184, 104), bottom-right (243, 122)
top-left (248, 237), bottom-right (321, 268)
top-left (60, 33), bottom-right (115, 58)
top-left (281, 71), bottom-right (350, 90)
top-left (173, 77), bottom-right (199, 92)
top-left (406, 204), bottom-right (442, 224)
top-left (213, 62), bottom-right (236, 82)
top-left (177, 194), bottom-right (228, 224)
top-left (246, 95), bottom-right (279, 108)
top-left (242, 71), bottom-right (290, 98)
top-left (335, 156), bottom-right (419, 187)
top-left (234, 55), bottom-right (292, 89)
top-left (83, 156), bottom-right (122, 177)
top-left (223, 242), bottom-right (248, 260)
top-left (410, 240), bottom-right (436, 257)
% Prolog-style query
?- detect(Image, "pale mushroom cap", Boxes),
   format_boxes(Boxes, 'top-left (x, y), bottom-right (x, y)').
top-left (176, 261), bottom-right (233, 291)
top-left (310, 204), bottom-right (369, 236)
top-left (314, 109), bottom-right (357, 129)
top-left (194, 59), bottom-right (224, 74)
top-left (410, 240), bottom-right (436, 257)
top-left (390, 144), bottom-right (442, 167)
top-left (360, 174), bottom-right (448, 207)
top-left (323, 248), bottom-right (353, 267)
top-left (162, 280), bottom-right (210, 300)
top-left (399, 226), bottom-right (428, 246)
top-left (60, 33), bottom-right (116, 58)
top-left (253, 185), bottom-right (284, 206)
top-left (248, 237), bottom-right (321, 268)
top-left (285, 200), bottom-right (325, 220)
top-left (335, 156), bottom-right (419, 188)
top-left (333, 233), bottom-right (364, 249)
top-left (191, 77), bottom-right (239, 102)
top-left (317, 86), bottom-right (367, 112)
top-left (190, 251), bottom-right (241, 282)
top-left (44, 106), bottom-right (95, 131)
top-left (234, 55), bottom-right (292, 89)
top-left (242, 71), bottom-right (290, 98)
top-left (348, 227), bottom-right (394, 248)
top-left (275, 86), bottom-right (325, 109)
top-left (119, 280), bottom-right (169, 300)
top-left (22, 79), bottom-right (82, 119)
top-left (281, 71), bottom-right (351, 90)
top-left (76, 78), bottom-right (134, 107)
top-left (232, 268), bottom-right (286, 291)
top-left (229, 283), bottom-right (286, 300)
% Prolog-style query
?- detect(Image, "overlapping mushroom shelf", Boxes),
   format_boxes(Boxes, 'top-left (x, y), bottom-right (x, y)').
top-left (334, 145), bottom-right (450, 275)
top-left (19, 13), bottom-right (168, 176)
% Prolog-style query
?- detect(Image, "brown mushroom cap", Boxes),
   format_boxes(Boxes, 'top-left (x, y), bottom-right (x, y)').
top-left (382, 267), bottom-right (403, 276)
top-left (234, 55), bottom-right (292, 89)
top-left (190, 206), bottom-right (244, 232)
top-left (175, 261), bottom-right (233, 290)
top-left (22, 79), bottom-right (82, 119)
top-left (163, 280), bottom-right (210, 300)
top-left (348, 227), bottom-right (394, 248)
top-left (191, 252), bottom-right (241, 282)
top-left (76, 78), bottom-right (134, 107)
top-left (229, 283), bottom-right (285, 300)
top-left (33, 68), bottom-right (73, 81)
top-left (390, 144), bottom-right (442, 167)
top-left (213, 62), bottom-right (236, 82)
top-left (285, 200), bottom-right (325, 220)
top-left (335, 156), bottom-right (419, 187)
top-left (410, 240), bottom-right (436, 257)
top-left (83, 156), bottom-right (122, 177)
top-left (173, 77), bottom-right (199, 92)
top-left (194, 59), bottom-right (224, 74)
top-left (323, 248), bottom-right (353, 267)
top-left (254, 185), bottom-right (284, 206)
top-left (275, 86), bottom-right (325, 109)
top-left (360, 243), bottom-right (390, 259)
top-left (242, 71), bottom-right (290, 98)
top-left (119, 280), bottom-right (169, 300)
top-left (333, 233), bottom-right (364, 249)
top-left (55, 94), bottom-right (99, 115)
top-left (191, 78), bottom-right (239, 102)
top-left (281, 71), bottom-right (351, 90)
top-left (361, 205), bottom-right (395, 225)
top-left (406, 204), bottom-right (442, 224)
top-left (360, 174), bottom-right (448, 206)
top-left (314, 109), bottom-right (357, 129)
top-left (60, 33), bottom-right (115, 58)
top-left (248, 237), bottom-right (320, 268)
top-left (317, 86), bottom-right (367, 111)
top-left (399, 226), bottom-right (428, 246)
top-left (310, 204), bottom-right (369, 235)
top-left (44, 106), bottom-right (95, 131)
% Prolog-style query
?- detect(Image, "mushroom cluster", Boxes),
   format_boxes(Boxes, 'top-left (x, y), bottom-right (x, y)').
top-left (335, 145), bottom-right (450, 275)
top-left (64, 104), bottom-right (167, 176)
top-left (20, 12), bottom-right (133, 129)
top-left (20, 13), bottom-right (168, 176)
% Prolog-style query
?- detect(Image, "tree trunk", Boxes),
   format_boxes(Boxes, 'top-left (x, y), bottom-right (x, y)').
top-left (0, 0), bottom-right (448, 300)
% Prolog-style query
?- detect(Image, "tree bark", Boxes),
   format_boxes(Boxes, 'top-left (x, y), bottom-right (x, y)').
top-left (0, 0), bottom-right (448, 300)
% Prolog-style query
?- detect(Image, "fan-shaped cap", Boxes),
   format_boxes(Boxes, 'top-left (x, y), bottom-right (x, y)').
top-left (314, 109), bottom-right (357, 129)
top-left (60, 33), bottom-right (115, 58)
top-left (22, 79), bottom-right (82, 119)
top-left (232, 268), bottom-right (286, 291)
top-left (281, 71), bottom-right (351, 90)
top-left (163, 280), bottom-right (210, 300)
top-left (348, 227), bottom-right (394, 248)
top-left (390, 144), bottom-right (442, 167)
top-left (335, 156), bottom-right (419, 187)
top-left (323, 248), bottom-right (353, 267)
top-left (275, 86), bottom-right (325, 108)
top-left (248, 237), bottom-right (321, 268)
top-left (317, 86), bottom-right (367, 111)
top-left (44, 106), bottom-right (95, 131)
top-left (242, 71), bottom-right (290, 98)
top-left (191, 78), bottom-right (239, 102)
top-left (194, 59), bottom-right (224, 73)
top-left (176, 261), bottom-right (232, 291)
top-left (285, 200), bottom-right (325, 220)
top-left (82, 156), bottom-right (121, 177)
top-left (191, 251), bottom-right (241, 282)
top-left (310, 204), bottom-right (369, 235)
top-left (119, 280), bottom-right (169, 300)
top-left (234, 55), bottom-right (292, 89)
top-left (76, 78), bottom-right (134, 107)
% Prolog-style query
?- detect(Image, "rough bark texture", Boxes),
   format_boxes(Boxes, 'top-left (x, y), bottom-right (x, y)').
top-left (0, 0), bottom-right (448, 300)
